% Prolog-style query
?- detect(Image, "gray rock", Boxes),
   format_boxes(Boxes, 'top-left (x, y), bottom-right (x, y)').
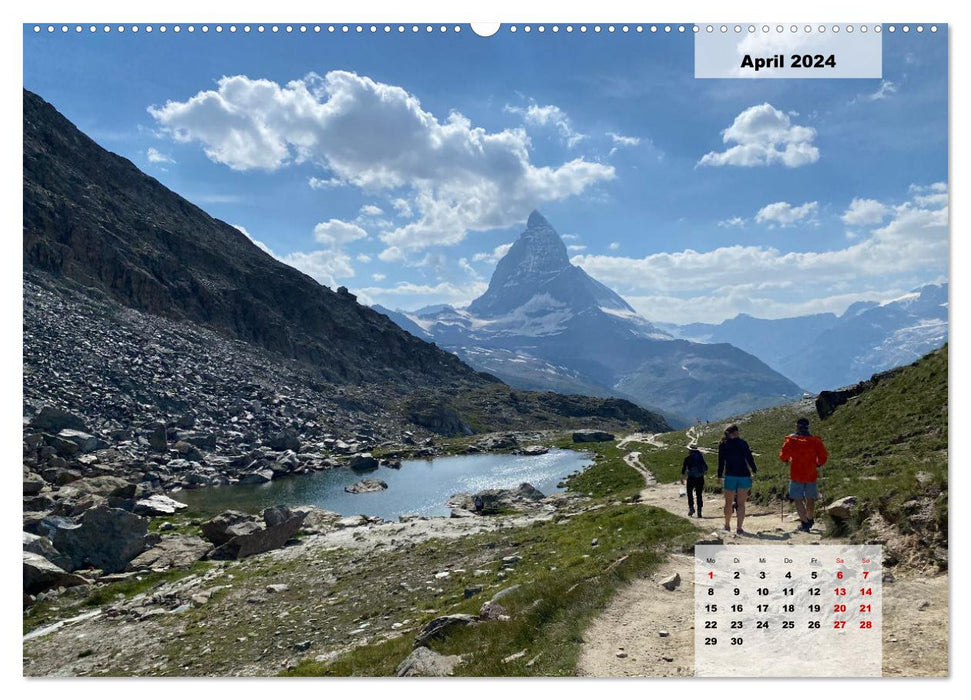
top-left (30, 406), bottom-right (88, 433)
top-left (200, 511), bottom-right (263, 546)
top-left (826, 496), bottom-right (858, 522)
top-left (266, 583), bottom-right (289, 593)
top-left (149, 422), bottom-right (168, 452)
top-left (206, 507), bottom-right (307, 560)
top-left (479, 600), bottom-right (509, 620)
top-left (348, 453), bottom-right (379, 472)
top-left (23, 551), bottom-right (92, 596)
top-left (520, 445), bottom-right (549, 456)
top-left (333, 514), bottom-right (369, 529)
top-left (23, 470), bottom-right (46, 496)
top-left (132, 494), bottom-right (188, 516)
top-left (660, 572), bottom-right (682, 591)
top-left (572, 430), bottom-right (615, 443)
top-left (56, 429), bottom-right (104, 453)
top-left (395, 646), bottom-right (462, 677)
top-left (56, 475), bottom-right (131, 499)
top-left (345, 478), bottom-right (388, 494)
top-left (22, 532), bottom-right (72, 571)
top-left (295, 506), bottom-right (342, 534)
top-left (413, 614), bottom-right (477, 648)
top-left (51, 506), bottom-right (150, 573)
top-left (238, 469), bottom-right (274, 485)
top-left (268, 429), bottom-right (301, 452)
top-left (127, 535), bottom-right (210, 571)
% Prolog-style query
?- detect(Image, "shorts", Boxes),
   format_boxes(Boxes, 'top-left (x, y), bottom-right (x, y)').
top-left (723, 475), bottom-right (752, 492)
top-left (789, 480), bottom-right (819, 500)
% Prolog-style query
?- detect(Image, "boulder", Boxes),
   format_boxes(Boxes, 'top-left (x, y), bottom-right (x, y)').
top-left (348, 453), bottom-right (379, 472)
top-left (478, 434), bottom-right (518, 451)
top-left (56, 475), bottom-right (131, 499)
top-left (345, 478), bottom-right (388, 494)
top-left (132, 494), bottom-right (189, 517)
top-left (23, 551), bottom-right (92, 596)
top-left (50, 506), bottom-right (150, 573)
top-left (395, 647), bottom-right (463, 677)
top-left (333, 514), bottom-right (369, 529)
top-left (520, 445), bottom-right (549, 456)
top-left (200, 510), bottom-right (263, 546)
top-left (23, 469), bottom-right (46, 495)
top-left (23, 532), bottom-right (72, 571)
top-left (56, 429), bottom-right (104, 453)
top-left (478, 600), bottom-right (509, 620)
top-left (295, 506), bottom-right (342, 534)
top-left (238, 469), bottom-right (274, 485)
top-left (149, 422), bottom-right (168, 452)
top-left (268, 429), bottom-right (301, 452)
top-left (127, 535), bottom-right (211, 571)
top-left (206, 506), bottom-right (308, 560)
top-left (826, 496), bottom-right (859, 523)
top-left (413, 614), bottom-right (477, 648)
top-left (572, 430), bottom-right (615, 443)
top-left (660, 572), bottom-right (682, 591)
top-left (30, 406), bottom-right (87, 433)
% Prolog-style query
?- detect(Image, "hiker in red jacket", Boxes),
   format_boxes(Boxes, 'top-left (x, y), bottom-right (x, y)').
top-left (779, 417), bottom-right (828, 532)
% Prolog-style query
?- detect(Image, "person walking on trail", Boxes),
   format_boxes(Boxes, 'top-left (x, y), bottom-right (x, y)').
top-left (717, 424), bottom-right (757, 534)
top-left (681, 443), bottom-right (708, 518)
top-left (780, 417), bottom-right (828, 532)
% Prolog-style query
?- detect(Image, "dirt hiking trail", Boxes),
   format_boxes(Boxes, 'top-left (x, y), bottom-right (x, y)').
top-left (577, 435), bottom-right (948, 678)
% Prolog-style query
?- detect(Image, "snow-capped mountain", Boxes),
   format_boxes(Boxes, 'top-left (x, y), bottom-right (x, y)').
top-left (663, 283), bottom-right (948, 392)
top-left (374, 211), bottom-right (803, 425)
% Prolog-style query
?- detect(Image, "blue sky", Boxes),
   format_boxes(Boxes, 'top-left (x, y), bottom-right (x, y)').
top-left (23, 24), bottom-right (948, 323)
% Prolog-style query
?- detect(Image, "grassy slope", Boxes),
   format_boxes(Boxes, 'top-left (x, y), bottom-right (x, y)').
top-left (642, 346), bottom-right (948, 544)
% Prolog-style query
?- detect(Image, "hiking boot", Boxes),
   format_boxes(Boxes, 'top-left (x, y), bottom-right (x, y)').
top-left (808, 518), bottom-right (815, 530)
top-left (688, 509), bottom-right (695, 517)
top-left (799, 520), bottom-right (811, 532)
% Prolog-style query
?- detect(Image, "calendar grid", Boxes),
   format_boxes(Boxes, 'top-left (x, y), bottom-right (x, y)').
top-left (694, 545), bottom-right (883, 677)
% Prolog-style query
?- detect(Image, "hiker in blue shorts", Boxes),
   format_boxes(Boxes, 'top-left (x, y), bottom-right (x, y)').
top-left (717, 424), bottom-right (757, 534)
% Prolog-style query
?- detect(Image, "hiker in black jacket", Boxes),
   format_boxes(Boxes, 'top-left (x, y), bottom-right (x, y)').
top-left (717, 424), bottom-right (757, 534)
top-left (681, 443), bottom-right (708, 518)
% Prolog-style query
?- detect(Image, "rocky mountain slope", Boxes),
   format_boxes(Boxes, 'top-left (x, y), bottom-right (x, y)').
top-left (663, 283), bottom-right (948, 392)
top-left (375, 211), bottom-right (803, 424)
top-left (22, 89), bottom-right (672, 523)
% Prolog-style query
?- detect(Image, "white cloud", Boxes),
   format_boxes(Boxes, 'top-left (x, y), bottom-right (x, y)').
top-left (568, 244), bottom-right (587, 252)
top-left (570, 184), bottom-right (947, 323)
top-left (472, 242), bottom-right (513, 264)
top-left (151, 72), bottom-right (614, 252)
top-left (841, 198), bottom-right (889, 227)
top-left (698, 103), bottom-right (819, 168)
top-left (308, 176), bottom-right (343, 189)
top-left (359, 204), bottom-right (384, 217)
top-left (606, 131), bottom-right (640, 156)
top-left (458, 257), bottom-right (480, 279)
top-left (717, 216), bottom-right (746, 228)
top-left (378, 246), bottom-right (405, 262)
top-left (868, 80), bottom-right (898, 101)
top-left (313, 219), bottom-right (368, 248)
top-left (755, 201), bottom-right (819, 228)
top-left (607, 132), bottom-right (640, 148)
top-left (371, 273), bottom-right (386, 282)
top-left (506, 101), bottom-right (586, 147)
top-left (608, 241), bottom-right (620, 251)
top-left (279, 250), bottom-right (355, 288)
top-left (147, 147), bottom-right (175, 164)
top-left (392, 198), bottom-right (413, 219)
top-left (356, 253), bottom-right (372, 263)
top-left (354, 281), bottom-right (489, 310)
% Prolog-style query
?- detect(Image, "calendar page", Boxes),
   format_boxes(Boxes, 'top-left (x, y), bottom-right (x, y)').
top-left (20, 2), bottom-right (949, 684)
top-left (695, 545), bottom-right (883, 677)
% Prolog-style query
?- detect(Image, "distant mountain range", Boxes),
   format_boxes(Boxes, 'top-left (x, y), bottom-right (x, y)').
top-left (659, 283), bottom-right (948, 391)
top-left (374, 211), bottom-right (803, 425)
